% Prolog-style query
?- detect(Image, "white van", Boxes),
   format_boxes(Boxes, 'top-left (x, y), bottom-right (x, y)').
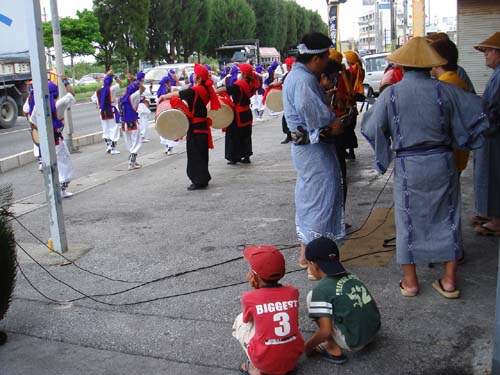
top-left (362, 52), bottom-right (390, 95)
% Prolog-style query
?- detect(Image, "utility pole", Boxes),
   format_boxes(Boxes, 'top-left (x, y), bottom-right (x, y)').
top-left (390, 0), bottom-right (398, 50)
top-left (49, 0), bottom-right (77, 153)
top-left (412, 0), bottom-right (425, 37)
top-left (26, 0), bottom-right (68, 254)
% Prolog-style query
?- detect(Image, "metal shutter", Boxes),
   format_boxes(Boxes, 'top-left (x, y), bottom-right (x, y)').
top-left (457, 0), bottom-right (500, 95)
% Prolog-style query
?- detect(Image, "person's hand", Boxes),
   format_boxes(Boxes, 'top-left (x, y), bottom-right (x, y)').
top-left (60, 73), bottom-right (67, 80)
top-left (106, 69), bottom-right (113, 76)
top-left (328, 117), bottom-right (344, 136)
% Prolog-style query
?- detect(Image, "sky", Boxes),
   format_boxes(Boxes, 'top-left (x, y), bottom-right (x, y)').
top-left (40, 0), bottom-right (457, 40)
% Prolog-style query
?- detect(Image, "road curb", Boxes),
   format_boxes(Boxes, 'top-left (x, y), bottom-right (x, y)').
top-left (0, 131), bottom-right (103, 174)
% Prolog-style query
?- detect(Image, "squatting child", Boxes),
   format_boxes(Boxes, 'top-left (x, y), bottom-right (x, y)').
top-left (232, 245), bottom-right (304, 375)
top-left (305, 237), bottom-right (381, 365)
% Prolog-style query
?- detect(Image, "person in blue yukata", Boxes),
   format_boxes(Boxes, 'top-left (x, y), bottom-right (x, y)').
top-left (282, 32), bottom-right (346, 278)
top-left (361, 37), bottom-right (489, 299)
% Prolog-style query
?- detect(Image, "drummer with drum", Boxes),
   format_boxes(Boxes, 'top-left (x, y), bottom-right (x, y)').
top-left (216, 63), bottom-right (259, 165)
top-left (158, 64), bottom-right (220, 191)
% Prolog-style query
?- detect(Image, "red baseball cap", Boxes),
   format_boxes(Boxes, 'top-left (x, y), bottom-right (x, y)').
top-left (243, 245), bottom-right (285, 281)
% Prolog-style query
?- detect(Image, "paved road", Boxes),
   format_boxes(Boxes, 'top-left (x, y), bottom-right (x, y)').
top-left (0, 101), bottom-right (100, 159)
top-left (0, 113), bottom-right (496, 375)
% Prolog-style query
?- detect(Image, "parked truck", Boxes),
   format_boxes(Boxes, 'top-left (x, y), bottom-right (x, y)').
top-left (216, 39), bottom-right (280, 69)
top-left (0, 52), bottom-right (31, 128)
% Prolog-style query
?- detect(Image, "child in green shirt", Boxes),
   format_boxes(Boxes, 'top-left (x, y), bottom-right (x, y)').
top-left (304, 237), bottom-right (381, 364)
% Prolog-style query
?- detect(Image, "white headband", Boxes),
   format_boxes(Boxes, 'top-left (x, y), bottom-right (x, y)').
top-left (297, 43), bottom-right (331, 55)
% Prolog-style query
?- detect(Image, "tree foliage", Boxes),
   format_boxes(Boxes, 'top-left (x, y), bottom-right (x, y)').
top-left (93, 0), bottom-right (150, 72)
top-left (53, 1), bottom-right (329, 72)
top-left (43, 9), bottom-right (101, 80)
top-left (205, 0), bottom-right (256, 57)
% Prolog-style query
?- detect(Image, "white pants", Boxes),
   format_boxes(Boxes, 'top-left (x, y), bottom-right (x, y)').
top-left (232, 313), bottom-right (255, 358)
top-left (123, 129), bottom-right (142, 154)
top-left (101, 119), bottom-right (120, 142)
top-left (138, 117), bottom-right (149, 138)
top-left (250, 94), bottom-right (264, 112)
top-left (33, 144), bottom-right (41, 158)
top-left (55, 140), bottom-right (73, 184)
top-left (160, 136), bottom-right (177, 149)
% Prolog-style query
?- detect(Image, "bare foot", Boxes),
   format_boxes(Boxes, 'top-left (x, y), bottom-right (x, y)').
top-left (401, 279), bottom-right (419, 293)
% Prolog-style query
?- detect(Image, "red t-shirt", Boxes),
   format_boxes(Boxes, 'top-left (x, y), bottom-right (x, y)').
top-left (242, 286), bottom-right (304, 374)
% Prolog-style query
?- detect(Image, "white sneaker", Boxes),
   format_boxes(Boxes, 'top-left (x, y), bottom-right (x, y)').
top-left (110, 149), bottom-right (121, 155)
top-left (128, 163), bottom-right (134, 171)
top-left (38, 163), bottom-right (43, 171)
top-left (106, 146), bottom-right (112, 154)
top-left (133, 162), bottom-right (142, 169)
top-left (142, 138), bottom-right (151, 143)
top-left (61, 190), bottom-right (73, 198)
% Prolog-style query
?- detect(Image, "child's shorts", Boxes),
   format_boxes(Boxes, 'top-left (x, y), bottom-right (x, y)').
top-left (306, 291), bottom-right (366, 352)
top-left (232, 313), bottom-right (255, 357)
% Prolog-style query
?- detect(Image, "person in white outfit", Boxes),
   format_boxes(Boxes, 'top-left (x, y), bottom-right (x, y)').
top-left (120, 72), bottom-right (146, 170)
top-left (137, 97), bottom-right (151, 143)
top-left (31, 75), bottom-right (77, 198)
top-left (22, 81), bottom-right (43, 171)
top-left (92, 70), bottom-right (122, 154)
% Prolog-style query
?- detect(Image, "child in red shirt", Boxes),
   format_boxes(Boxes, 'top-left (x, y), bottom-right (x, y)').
top-left (233, 245), bottom-right (304, 375)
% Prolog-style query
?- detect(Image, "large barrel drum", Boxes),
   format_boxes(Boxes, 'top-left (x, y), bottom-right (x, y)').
top-left (265, 89), bottom-right (283, 113)
top-left (155, 99), bottom-right (189, 140)
top-left (208, 97), bottom-right (234, 129)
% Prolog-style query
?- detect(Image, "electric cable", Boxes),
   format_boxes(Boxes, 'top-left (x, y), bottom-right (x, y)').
top-left (345, 168), bottom-right (394, 237)
top-left (17, 238), bottom-right (396, 307)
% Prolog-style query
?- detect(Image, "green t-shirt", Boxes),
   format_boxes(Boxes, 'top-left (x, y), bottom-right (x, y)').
top-left (308, 273), bottom-right (381, 348)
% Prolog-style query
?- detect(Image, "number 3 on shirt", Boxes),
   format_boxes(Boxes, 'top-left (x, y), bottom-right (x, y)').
top-left (273, 312), bottom-right (291, 337)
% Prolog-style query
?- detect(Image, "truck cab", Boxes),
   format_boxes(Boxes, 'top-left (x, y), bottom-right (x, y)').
top-left (216, 39), bottom-right (260, 69)
top-left (0, 52), bottom-right (31, 128)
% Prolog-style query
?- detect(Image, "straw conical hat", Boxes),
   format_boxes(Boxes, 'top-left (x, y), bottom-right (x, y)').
top-left (386, 36), bottom-right (447, 68)
top-left (474, 32), bottom-right (500, 52)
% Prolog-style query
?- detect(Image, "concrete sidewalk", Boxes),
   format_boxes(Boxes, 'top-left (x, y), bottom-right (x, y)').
top-left (0, 113), bottom-right (497, 375)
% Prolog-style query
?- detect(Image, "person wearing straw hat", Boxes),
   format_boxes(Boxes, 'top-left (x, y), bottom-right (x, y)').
top-left (472, 32), bottom-right (500, 236)
top-left (282, 32), bottom-right (346, 271)
top-left (361, 37), bottom-right (489, 299)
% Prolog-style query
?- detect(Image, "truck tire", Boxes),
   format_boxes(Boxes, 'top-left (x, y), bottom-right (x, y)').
top-left (0, 96), bottom-right (18, 129)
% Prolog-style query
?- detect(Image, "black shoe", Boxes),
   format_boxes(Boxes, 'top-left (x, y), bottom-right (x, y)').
top-left (0, 331), bottom-right (7, 346)
top-left (227, 160), bottom-right (238, 165)
top-left (281, 137), bottom-right (292, 144)
top-left (240, 157), bottom-right (251, 164)
top-left (346, 150), bottom-right (356, 160)
top-left (187, 184), bottom-right (207, 191)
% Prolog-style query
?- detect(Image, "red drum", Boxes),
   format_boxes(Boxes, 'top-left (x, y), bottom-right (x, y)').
top-left (208, 96), bottom-right (234, 129)
top-left (155, 99), bottom-right (189, 140)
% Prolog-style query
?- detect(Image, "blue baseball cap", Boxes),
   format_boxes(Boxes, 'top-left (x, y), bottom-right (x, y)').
top-left (305, 237), bottom-right (346, 276)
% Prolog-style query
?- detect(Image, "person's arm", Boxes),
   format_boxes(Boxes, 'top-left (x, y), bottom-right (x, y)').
top-left (305, 317), bottom-right (334, 355)
top-left (60, 74), bottom-right (75, 96)
top-left (215, 87), bottom-right (227, 94)
top-left (158, 91), bottom-right (180, 102)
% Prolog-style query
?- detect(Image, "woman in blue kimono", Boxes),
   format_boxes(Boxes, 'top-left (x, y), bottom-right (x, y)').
top-left (361, 37), bottom-right (488, 299)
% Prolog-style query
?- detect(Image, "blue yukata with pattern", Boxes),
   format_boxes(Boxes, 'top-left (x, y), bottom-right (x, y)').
top-left (361, 71), bottom-right (488, 264)
top-left (474, 65), bottom-right (500, 218)
top-left (283, 62), bottom-right (345, 245)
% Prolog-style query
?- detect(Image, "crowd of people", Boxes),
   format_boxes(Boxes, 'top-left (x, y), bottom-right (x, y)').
top-left (21, 29), bottom-right (500, 374)
top-left (232, 30), bottom-right (498, 375)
